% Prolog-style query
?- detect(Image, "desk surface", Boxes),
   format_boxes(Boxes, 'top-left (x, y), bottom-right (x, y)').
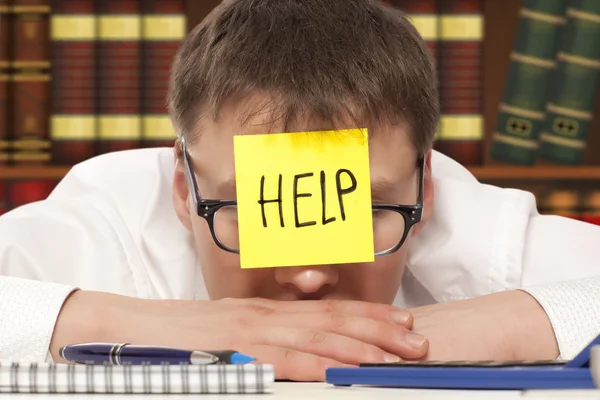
top-left (5, 383), bottom-right (600, 399)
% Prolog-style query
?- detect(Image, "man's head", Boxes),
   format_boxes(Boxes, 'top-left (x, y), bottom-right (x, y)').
top-left (169, 0), bottom-right (439, 303)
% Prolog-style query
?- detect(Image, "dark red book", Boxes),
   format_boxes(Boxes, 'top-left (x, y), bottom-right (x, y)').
top-left (390, 0), bottom-right (437, 61)
top-left (11, 0), bottom-right (51, 164)
top-left (8, 179), bottom-right (56, 209)
top-left (50, 0), bottom-right (98, 165)
top-left (11, 0), bottom-right (50, 69)
top-left (0, 1), bottom-right (9, 165)
top-left (0, 180), bottom-right (7, 215)
top-left (96, 0), bottom-right (142, 155)
top-left (141, 0), bottom-right (186, 148)
top-left (11, 71), bottom-right (51, 164)
top-left (435, 0), bottom-right (484, 166)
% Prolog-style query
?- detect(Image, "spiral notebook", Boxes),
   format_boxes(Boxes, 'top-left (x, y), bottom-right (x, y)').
top-left (0, 360), bottom-right (274, 394)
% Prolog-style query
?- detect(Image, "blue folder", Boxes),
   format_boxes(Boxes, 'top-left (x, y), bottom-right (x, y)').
top-left (326, 333), bottom-right (600, 390)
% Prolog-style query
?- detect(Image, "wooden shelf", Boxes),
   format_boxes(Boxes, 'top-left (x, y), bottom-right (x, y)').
top-left (1, 165), bottom-right (600, 181)
top-left (0, 166), bottom-right (71, 180)
top-left (468, 165), bottom-right (600, 180)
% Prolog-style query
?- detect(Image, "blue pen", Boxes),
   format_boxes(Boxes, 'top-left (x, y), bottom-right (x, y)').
top-left (59, 343), bottom-right (255, 366)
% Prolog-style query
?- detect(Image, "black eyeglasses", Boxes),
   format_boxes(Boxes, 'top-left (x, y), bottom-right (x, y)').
top-left (180, 136), bottom-right (424, 257)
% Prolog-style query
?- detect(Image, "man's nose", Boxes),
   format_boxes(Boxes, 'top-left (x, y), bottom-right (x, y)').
top-left (274, 265), bottom-right (339, 294)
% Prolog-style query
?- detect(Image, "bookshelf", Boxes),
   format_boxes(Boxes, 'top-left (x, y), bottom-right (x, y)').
top-left (2, 0), bottom-right (600, 186)
top-left (2, 165), bottom-right (600, 182)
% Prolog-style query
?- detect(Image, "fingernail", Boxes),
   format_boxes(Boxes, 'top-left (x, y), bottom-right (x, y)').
top-left (407, 332), bottom-right (426, 349)
top-left (390, 310), bottom-right (411, 325)
top-left (383, 353), bottom-right (401, 363)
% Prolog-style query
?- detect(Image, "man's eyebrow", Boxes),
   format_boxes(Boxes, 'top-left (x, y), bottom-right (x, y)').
top-left (216, 176), bottom-right (238, 197)
top-left (370, 177), bottom-right (399, 203)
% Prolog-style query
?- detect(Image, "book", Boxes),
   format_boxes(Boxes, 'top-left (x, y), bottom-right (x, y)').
top-left (96, 0), bottom-right (142, 156)
top-left (391, 0), bottom-right (437, 59)
top-left (141, 0), bottom-right (186, 148)
top-left (490, 0), bottom-right (568, 165)
top-left (10, 0), bottom-right (51, 165)
top-left (7, 179), bottom-right (57, 209)
top-left (538, 188), bottom-right (581, 219)
top-left (538, 0), bottom-right (600, 165)
top-left (436, 0), bottom-right (484, 166)
top-left (50, 0), bottom-right (98, 165)
top-left (0, 0), bottom-right (9, 164)
top-left (581, 189), bottom-right (600, 225)
top-left (0, 360), bottom-right (274, 394)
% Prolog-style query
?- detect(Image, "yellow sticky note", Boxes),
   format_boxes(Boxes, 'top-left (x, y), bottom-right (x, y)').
top-left (234, 128), bottom-right (374, 269)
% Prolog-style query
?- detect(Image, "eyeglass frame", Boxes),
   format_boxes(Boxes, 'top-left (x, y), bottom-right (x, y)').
top-left (179, 135), bottom-right (424, 257)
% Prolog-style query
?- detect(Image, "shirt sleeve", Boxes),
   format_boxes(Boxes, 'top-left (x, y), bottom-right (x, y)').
top-left (0, 182), bottom-right (141, 361)
top-left (0, 276), bottom-right (75, 361)
top-left (519, 214), bottom-right (600, 360)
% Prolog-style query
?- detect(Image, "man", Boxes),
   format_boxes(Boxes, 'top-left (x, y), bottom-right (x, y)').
top-left (0, 0), bottom-right (599, 382)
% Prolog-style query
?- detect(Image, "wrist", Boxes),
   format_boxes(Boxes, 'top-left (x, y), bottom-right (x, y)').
top-left (49, 290), bottom-right (143, 361)
top-left (497, 290), bottom-right (559, 360)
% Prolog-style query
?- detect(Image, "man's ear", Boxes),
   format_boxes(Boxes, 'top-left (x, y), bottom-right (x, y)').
top-left (413, 150), bottom-right (434, 236)
top-left (172, 144), bottom-right (193, 231)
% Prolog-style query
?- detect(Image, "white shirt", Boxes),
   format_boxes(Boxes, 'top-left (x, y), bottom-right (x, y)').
top-left (0, 148), bottom-right (599, 362)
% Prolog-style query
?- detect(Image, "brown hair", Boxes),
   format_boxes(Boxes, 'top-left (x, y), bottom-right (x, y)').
top-left (168, 0), bottom-right (439, 153)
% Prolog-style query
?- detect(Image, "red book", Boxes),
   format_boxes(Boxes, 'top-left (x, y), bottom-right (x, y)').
top-left (141, 0), bottom-right (186, 148)
top-left (8, 179), bottom-right (56, 209)
top-left (435, 0), bottom-right (484, 166)
top-left (50, 0), bottom-right (98, 165)
top-left (96, 0), bottom-right (142, 155)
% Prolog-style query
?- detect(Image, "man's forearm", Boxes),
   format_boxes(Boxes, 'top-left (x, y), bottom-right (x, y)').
top-left (504, 290), bottom-right (559, 360)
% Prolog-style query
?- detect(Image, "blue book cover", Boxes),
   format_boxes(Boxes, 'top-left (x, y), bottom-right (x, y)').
top-left (326, 333), bottom-right (600, 390)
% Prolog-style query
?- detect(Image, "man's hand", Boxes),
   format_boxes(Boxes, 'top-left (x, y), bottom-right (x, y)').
top-left (50, 291), bottom-right (428, 381)
top-left (410, 290), bottom-right (559, 361)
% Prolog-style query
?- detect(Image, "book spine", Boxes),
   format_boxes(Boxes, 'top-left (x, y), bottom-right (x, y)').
top-left (10, 0), bottom-right (51, 165)
top-left (538, 0), bottom-right (600, 165)
top-left (50, 0), bottom-right (98, 165)
top-left (8, 179), bottom-right (56, 209)
top-left (391, 0), bottom-right (438, 60)
top-left (97, 0), bottom-right (142, 155)
top-left (538, 188), bottom-right (581, 219)
top-left (0, 180), bottom-right (7, 215)
top-left (490, 0), bottom-right (568, 165)
top-left (141, 0), bottom-right (185, 148)
top-left (436, 0), bottom-right (484, 166)
top-left (0, 1), bottom-right (10, 164)
top-left (581, 189), bottom-right (600, 225)
top-left (11, 71), bottom-right (51, 164)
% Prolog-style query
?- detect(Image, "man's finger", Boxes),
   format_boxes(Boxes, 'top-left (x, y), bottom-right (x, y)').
top-left (265, 311), bottom-right (428, 359)
top-left (251, 326), bottom-right (403, 365)
top-left (247, 344), bottom-right (353, 381)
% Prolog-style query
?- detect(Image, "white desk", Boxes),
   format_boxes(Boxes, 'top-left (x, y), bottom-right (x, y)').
top-left (5, 383), bottom-right (599, 399)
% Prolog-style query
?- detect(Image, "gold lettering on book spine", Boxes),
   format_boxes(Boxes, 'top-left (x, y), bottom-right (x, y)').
top-left (143, 16), bottom-right (186, 40)
top-left (51, 16), bottom-right (96, 40)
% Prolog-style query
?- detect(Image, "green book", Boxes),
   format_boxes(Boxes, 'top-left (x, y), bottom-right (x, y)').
top-left (491, 0), bottom-right (567, 165)
top-left (538, 0), bottom-right (600, 165)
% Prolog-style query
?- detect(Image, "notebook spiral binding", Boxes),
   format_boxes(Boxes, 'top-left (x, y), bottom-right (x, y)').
top-left (0, 360), bottom-right (274, 394)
